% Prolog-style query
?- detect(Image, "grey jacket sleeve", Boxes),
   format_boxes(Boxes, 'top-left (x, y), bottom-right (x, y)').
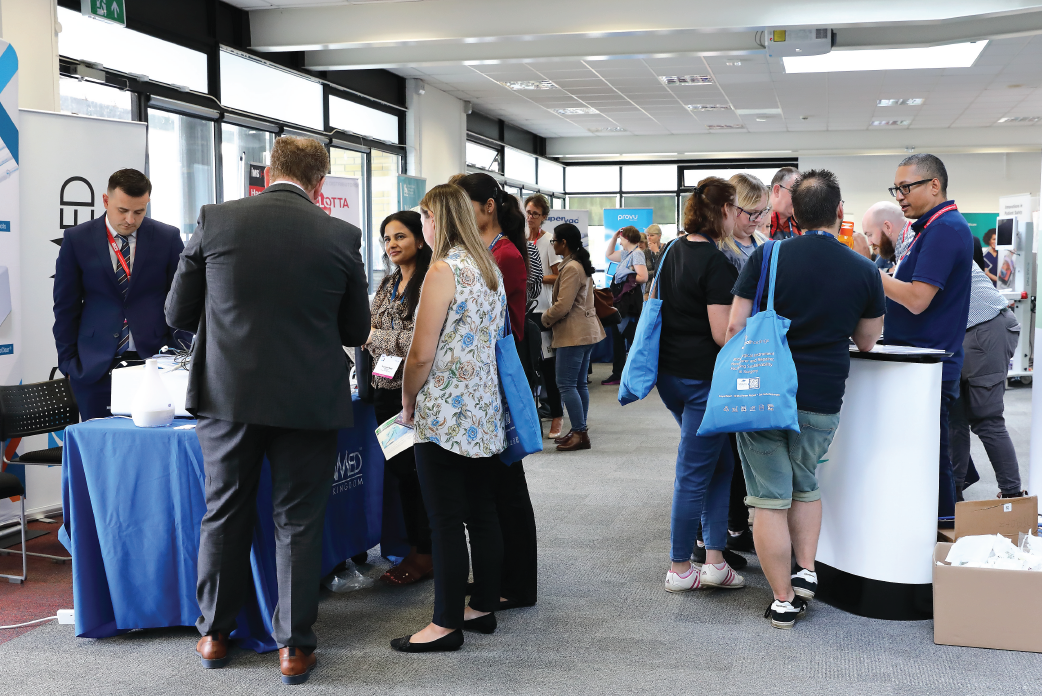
top-left (338, 225), bottom-right (372, 347)
top-left (165, 208), bottom-right (207, 333)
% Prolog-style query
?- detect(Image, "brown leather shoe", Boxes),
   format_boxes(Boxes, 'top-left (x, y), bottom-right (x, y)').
top-left (556, 430), bottom-right (591, 451)
top-left (196, 633), bottom-right (231, 669)
top-left (553, 429), bottom-right (574, 444)
top-left (280, 647), bottom-right (317, 685)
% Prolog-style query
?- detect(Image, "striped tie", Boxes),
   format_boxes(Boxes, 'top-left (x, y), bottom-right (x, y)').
top-left (115, 235), bottom-right (131, 354)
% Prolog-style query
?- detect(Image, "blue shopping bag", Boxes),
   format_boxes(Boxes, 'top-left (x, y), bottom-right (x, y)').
top-left (696, 240), bottom-right (800, 436)
top-left (496, 314), bottom-right (543, 464)
top-left (618, 240), bottom-right (677, 405)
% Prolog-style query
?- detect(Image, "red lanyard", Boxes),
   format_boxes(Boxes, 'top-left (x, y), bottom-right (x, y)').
top-left (106, 227), bottom-right (132, 279)
top-left (898, 203), bottom-right (957, 263)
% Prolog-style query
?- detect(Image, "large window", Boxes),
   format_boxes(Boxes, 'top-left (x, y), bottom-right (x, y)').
top-left (147, 110), bottom-right (216, 241)
top-left (220, 124), bottom-right (275, 202)
top-left (329, 96), bottom-right (399, 144)
top-left (623, 194), bottom-right (678, 237)
top-left (466, 141), bottom-right (500, 172)
top-left (504, 147), bottom-right (536, 186)
top-left (566, 166), bottom-right (619, 193)
top-left (538, 158), bottom-right (565, 193)
top-left (567, 195), bottom-right (619, 268)
top-left (57, 7), bottom-right (207, 92)
top-left (330, 147), bottom-right (370, 277)
top-left (59, 78), bottom-right (132, 120)
top-left (220, 50), bottom-right (324, 130)
top-left (622, 164), bottom-right (678, 192)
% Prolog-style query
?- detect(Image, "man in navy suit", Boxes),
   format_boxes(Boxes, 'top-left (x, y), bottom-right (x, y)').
top-left (53, 169), bottom-right (186, 420)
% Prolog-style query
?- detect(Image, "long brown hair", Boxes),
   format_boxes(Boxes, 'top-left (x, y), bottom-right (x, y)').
top-left (682, 176), bottom-right (736, 241)
top-left (420, 184), bottom-right (500, 292)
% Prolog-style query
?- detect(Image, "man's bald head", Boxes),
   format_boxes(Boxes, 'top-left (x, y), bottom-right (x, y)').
top-left (862, 201), bottom-right (905, 262)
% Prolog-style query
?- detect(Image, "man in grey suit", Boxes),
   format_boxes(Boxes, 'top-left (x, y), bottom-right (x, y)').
top-left (165, 136), bottom-right (370, 685)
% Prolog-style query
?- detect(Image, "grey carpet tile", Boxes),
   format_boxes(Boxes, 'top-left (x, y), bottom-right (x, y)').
top-left (4, 366), bottom-right (1041, 694)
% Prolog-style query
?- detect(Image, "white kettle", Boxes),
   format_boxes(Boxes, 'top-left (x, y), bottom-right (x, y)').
top-left (131, 359), bottom-right (175, 427)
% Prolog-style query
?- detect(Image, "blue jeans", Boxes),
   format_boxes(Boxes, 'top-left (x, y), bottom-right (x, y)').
top-left (657, 372), bottom-right (734, 561)
top-left (555, 344), bottom-right (593, 432)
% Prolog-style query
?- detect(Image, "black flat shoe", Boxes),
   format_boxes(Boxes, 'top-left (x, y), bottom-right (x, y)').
top-left (390, 630), bottom-right (464, 653)
top-left (462, 612), bottom-right (497, 634)
top-left (498, 597), bottom-right (535, 611)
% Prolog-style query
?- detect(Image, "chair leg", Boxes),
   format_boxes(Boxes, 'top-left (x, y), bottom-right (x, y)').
top-left (1, 497), bottom-right (27, 584)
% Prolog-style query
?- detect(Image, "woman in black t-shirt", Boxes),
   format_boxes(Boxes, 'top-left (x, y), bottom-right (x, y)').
top-left (657, 178), bottom-right (745, 594)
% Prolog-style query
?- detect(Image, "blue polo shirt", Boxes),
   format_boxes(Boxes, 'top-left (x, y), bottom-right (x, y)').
top-left (882, 200), bottom-right (973, 381)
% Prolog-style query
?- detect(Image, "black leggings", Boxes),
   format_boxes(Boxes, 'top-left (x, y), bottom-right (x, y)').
top-left (611, 319), bottom-right (638, 377)
top-left (374, 388), bottom-right (432, 555)
top-left (493, 459), bottom-right (538, 605)
top-left (414, 443), bottom-right (503, 629)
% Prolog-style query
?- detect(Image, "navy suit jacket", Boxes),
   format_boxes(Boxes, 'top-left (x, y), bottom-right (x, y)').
top-left (53, 216), bottom-right (186, 384)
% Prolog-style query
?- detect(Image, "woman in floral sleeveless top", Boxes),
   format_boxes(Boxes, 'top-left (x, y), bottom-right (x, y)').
top-left (394, 184), bottom-right (507, 653)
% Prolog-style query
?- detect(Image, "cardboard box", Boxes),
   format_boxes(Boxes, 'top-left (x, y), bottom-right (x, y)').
top-left (934, 542), bottom-right (1042, 652)
top-left (953, 496), bottom-right (1038, 542)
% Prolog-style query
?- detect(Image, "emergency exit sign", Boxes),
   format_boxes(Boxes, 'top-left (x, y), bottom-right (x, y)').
top-left (81, 0), bottom-right (126, 27)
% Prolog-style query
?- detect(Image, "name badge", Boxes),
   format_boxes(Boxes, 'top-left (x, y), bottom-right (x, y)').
top-left (373, 354), bottom-right (404, 379)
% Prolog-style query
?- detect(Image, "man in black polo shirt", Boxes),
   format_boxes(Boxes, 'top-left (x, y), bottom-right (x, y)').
top-left (727, 169), bottom-right (885, 629)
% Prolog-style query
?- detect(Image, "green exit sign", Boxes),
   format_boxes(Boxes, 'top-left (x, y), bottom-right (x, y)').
top-left (81, 0), bottom-right (126, 27)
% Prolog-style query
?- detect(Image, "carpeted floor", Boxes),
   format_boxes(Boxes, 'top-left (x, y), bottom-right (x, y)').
top-left (0, 516), bottom-right (73, 645)
top-left (1, 365), bottom-right (1039, 694)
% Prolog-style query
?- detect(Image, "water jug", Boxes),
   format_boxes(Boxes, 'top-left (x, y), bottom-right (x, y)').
top-left (131, 359), bottom-right (175, 427)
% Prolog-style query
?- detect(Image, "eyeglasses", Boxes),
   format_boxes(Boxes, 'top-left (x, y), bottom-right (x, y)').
top-left (888, 179), bottom-right (935, 197)
top-left (525, 210), bottom-right (546, 218)
top-left (736, 204), bottom-right (770, 222)
top-left (777, 184), bottom-right (793, 194)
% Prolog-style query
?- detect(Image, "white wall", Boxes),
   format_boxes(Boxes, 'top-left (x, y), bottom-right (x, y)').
top-left (800, 152), bottom-right (1042, 231)
top-left (406, 81), bottom-right (465, 190)
top-left (0, 0), bottom-right (58, 112)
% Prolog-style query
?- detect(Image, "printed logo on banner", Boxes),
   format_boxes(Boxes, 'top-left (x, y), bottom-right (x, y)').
top-left (247, 163), bottom-right (265, 197)
top-left (0, 344), bottom-right (12, 356)
top-left (332, 450), bottom-right (364, 495)
top-left (0, 221), bottom-right (9, 232)
top-left (59, 176), bottom-right (97, 230)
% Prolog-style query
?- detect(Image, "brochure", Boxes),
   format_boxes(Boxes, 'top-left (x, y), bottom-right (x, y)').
top-left (376, 411), bottom-right (414, 460)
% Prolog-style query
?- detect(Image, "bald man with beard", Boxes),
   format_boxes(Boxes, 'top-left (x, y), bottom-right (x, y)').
top-left (855, 201), bottom-right (914, 270)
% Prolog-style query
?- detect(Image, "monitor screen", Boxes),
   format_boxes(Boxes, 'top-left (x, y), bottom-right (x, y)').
top-left (996, 217), bottom-right (1015, 249)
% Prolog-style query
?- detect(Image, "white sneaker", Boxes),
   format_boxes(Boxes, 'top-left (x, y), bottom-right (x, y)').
top-left (791, 568), bottom-right (818, 599)
top-left (665, 565), bottom-right (702, 592)
top-left (699, 562), bottom-right (745, 589)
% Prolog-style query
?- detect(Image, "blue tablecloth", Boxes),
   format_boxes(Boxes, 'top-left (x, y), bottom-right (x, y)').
top-left (59, 397), bottom-right (383, 653)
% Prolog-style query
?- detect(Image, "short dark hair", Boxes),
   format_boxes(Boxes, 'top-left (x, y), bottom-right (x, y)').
top-left (791, 169), bottom-right (843, 231)
top-left (983, 228), bottom-right (996, 245)
top-left (772, 166), bottom-right (799, 188)
top-left (898, 153), bottom-right (948, 196)
top-left (107, 169), bottom-right (151, 198)
top-left (618, 226), bottom-right (641, 245)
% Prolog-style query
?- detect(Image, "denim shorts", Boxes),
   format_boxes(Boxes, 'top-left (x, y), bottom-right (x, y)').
top-left (736, 410), bottom-right (841, 509)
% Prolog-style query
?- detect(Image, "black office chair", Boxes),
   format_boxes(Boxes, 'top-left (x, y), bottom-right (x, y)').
top-left (0, 471), bottom-right (26, 583)
top-left (0, 368), bottom-right (79, 567)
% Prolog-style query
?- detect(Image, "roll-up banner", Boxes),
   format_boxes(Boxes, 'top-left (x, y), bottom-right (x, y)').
top-left (542, 209), bottom-right (589, 249)
top-left (397, 175), bottom-right (426, 211)
top-left (16, 109), bottom-right (146, 515)
top-left (247, 162), bottom-right (265, 197)
top-left (601, 208), bottom-right (654, 272)
top-left (0, 41), bottom-right (21, 521)
top-left (319, 175), bottom-right (361, 227)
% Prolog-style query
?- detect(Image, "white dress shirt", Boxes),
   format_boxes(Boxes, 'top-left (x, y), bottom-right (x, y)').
top-left (105, 216), bottom-right (137, 352)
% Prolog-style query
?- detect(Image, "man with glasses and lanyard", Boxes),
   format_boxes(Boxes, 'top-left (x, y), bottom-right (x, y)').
top-left (768, 166), bottom-right (802, 240)
top-left (879, 153), bottom-right (973, 522)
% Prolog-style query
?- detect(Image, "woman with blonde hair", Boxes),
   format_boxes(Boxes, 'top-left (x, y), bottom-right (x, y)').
top-left (394, 183), bottom-right (508, 653)
top-left (720, 173), bottom-right (770, 272)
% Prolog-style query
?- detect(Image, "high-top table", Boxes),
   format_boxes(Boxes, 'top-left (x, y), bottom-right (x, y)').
top-left (58, 396), bottom-right (383, 652)
top-left (814, 346), bottom-right (946, 620)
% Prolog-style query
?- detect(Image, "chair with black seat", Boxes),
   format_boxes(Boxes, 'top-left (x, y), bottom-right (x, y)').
top-left (0, 471), bottom-right (26, 583)
top-left (0, 368), bottom-right (79, 566)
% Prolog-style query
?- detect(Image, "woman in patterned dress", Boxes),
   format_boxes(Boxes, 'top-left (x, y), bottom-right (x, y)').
top-left (392, 184), bottom-right (508, 653)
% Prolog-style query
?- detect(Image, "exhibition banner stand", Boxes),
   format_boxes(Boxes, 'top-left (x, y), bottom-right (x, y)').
top-left (601, 208), bottom-right (654, 271)
top-left (542, 209), bottom-right (589, 249)
top-left (0, 40), bottom-right (21, 521)
top-left (397, 175), bottom-right (426, 211)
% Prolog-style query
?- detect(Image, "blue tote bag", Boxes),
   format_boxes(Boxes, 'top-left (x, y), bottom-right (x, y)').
top-left (696, 240), bottom-right (800, 436)
top-left (496, 314), bottom-right (543, 464)
top-left (618, 240), bottom-right (676, 405)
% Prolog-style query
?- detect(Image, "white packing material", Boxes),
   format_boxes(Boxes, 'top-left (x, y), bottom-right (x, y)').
top-left (946, 533), bottom-right (1042, 571)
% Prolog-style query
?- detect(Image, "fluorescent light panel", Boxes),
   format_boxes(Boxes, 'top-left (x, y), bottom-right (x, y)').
top-left (784, 41), bottom-right (987, 74)
top-left (871, 120), bottom-right (911, 126)
top-left (500, 80), bottom-right (556, 90)
top-left (553, 107), bottom-right (599, 115)
top-left (878, 98), bottom-right (924, 106)
top-left (998, 116), bottom-right (1041, 123)
top-left (659, 75), bottom-right (714, 85)
top-left (686, 104), bottom-right (730, 111)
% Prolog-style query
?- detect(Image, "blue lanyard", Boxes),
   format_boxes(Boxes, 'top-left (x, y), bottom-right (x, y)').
top-left (389, 276), bottom-right (406, 329)
top-left (804, 230), bottom-right (833, 238)
top-left (487, 233), bottom-right (504, 251)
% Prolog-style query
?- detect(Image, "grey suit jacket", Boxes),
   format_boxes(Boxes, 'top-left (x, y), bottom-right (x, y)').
top-left (165, 183), bottom-right (371, 430)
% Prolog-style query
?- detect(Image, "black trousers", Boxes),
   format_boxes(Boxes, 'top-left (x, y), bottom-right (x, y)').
top-left (374, 387), bottom-right (432, 554)
top-left (611, 319), bottom-right (638, 377)
top-left (414, 442), bottom-right (502, 629)
top-left (492, 459), bottom-right (538, 605)
top-left (195, 417), bottom-right (337, 651)
top-left (530, 313), bottom-right (563, 419)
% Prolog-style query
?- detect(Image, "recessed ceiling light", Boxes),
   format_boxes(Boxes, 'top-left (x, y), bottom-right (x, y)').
top-left (725, 61), bottom-right (742, 67)
top-left (552, 107), bottom-right (599, 115)
top-left (997, 116), bottom-right (1041, 123)
top-left (706, 124), bottom-right (744, 130)
top-left (871, 120), bottom-right (911, 126)
top-left (499, 80), bottom-right (556, 90)
top-left (877, 98), bottom-right (925, 106)
top-left (756, 118), bottom-right (767, 122)
top-left (736, 108), bottom-right (783, 116)
top-left (589, 126), bottom-right (626, 132)
top-left (659, 75), bottom-right (714, 86)
top-left (784, 41), bottom-right (987, 74)
top-left (686, 104), bottom-right (730, 111)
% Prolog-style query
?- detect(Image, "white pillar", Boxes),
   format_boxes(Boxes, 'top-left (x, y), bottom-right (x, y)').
top-left (0, 0), bottom-right (59, 112)
top-left (1030, 160), bottom-right (1042, 508)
